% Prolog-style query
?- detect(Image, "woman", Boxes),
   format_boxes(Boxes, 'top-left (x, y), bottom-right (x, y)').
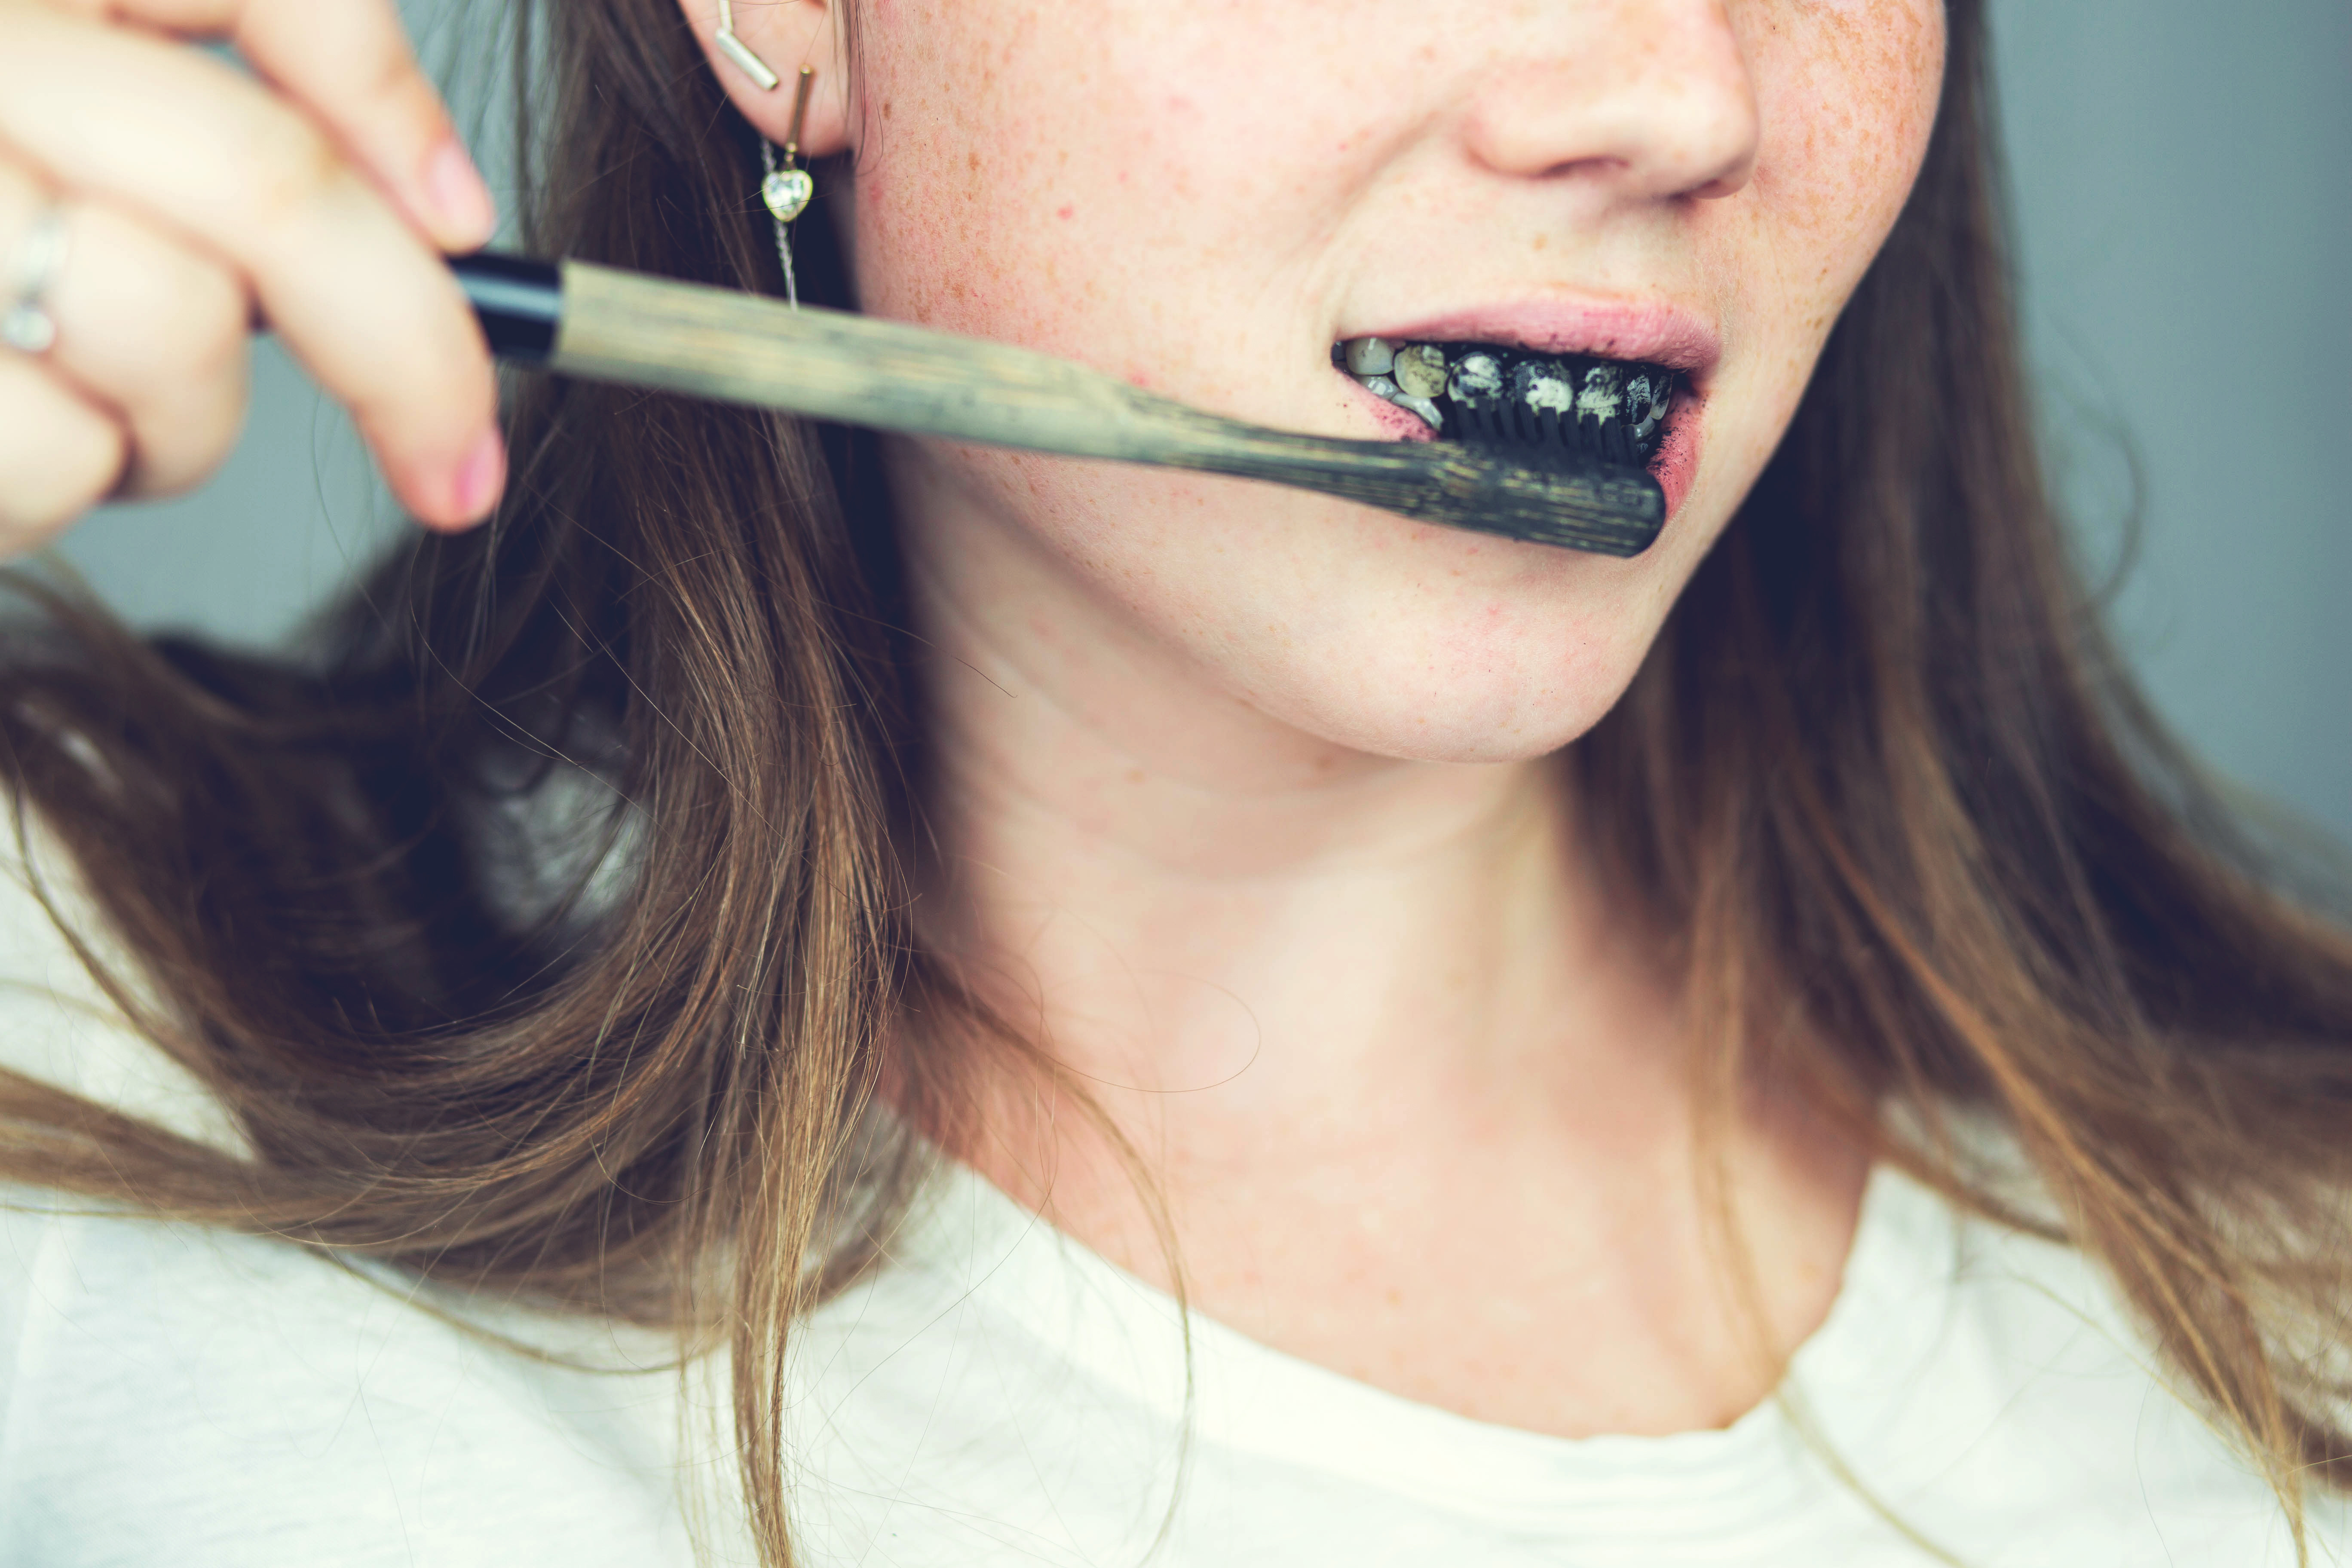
top-left (0, 0), bottom-right (2346, 1562)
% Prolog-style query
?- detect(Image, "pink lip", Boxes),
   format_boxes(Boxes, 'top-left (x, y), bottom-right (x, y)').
top-left (1337, 296), bottom-right (1719, 524)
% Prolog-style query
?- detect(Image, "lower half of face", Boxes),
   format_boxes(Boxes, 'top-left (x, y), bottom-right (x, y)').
top-left (848, 0), bottom-right (1947, 766)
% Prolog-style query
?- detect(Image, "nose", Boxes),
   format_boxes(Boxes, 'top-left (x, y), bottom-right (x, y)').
top-left (1460, 0), bottom-right (1761, 203)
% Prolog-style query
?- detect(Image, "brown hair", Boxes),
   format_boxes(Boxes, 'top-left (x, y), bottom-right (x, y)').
top-left (4, 0), bottom-right (2349, 1562)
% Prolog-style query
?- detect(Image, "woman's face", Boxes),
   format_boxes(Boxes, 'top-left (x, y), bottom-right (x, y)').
top-left (839, 0), bottom-right (1945, 763)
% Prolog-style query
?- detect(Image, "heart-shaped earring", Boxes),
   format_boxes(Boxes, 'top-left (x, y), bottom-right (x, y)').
top-left (757, 67), bottom-right (819, 309)
top-left (762, 166), bottom-right (815, 225)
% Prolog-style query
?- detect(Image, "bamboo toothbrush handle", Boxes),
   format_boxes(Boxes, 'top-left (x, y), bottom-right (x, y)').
top-left (450, 254), bottom-right (1664, 557)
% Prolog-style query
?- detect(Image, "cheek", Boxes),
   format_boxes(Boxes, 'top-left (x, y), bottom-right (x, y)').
top-left (847, 3), bottom-right (1316, 370)
top-left (1692, 2), bottom-right (1946, 503)
top-left (1749, 0), bottom-right (1947, 307)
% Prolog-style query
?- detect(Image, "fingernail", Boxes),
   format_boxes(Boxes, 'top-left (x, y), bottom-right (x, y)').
top-left (426, 138), bottom-right (497, 243)
top-left (452, 428), bottom-right (506, 522)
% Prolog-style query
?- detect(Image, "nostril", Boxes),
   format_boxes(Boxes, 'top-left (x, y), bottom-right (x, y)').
top-left (1532, 155), bottom-right (1632, 184)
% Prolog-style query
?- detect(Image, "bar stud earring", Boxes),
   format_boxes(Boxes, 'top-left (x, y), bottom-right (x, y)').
top-left (760, 67), bottom-right (818, 309)
top-left (715, 0), bottom-right (782, 90)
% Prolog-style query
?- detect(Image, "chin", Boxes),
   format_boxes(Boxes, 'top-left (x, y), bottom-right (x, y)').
top-left (1196, 541), bottom-right (1670, 766)
top-left (1246, 646), bottom-right (1646, 766)
top-left (904, 429), bottom-right (1723, 770)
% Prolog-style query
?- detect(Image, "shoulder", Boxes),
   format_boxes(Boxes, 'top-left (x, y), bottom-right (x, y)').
top-left (0, 796), bottom-right (243, 1154)
top-left (0, 1194), bottom-right (714, 1566)
top-left (1806, 1162), bottom-right (2350, 1565)
top-left (0, 801), bottom-right (718, 1565)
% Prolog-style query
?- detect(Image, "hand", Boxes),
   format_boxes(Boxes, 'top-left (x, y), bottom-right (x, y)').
top-left (0, 0), bottom-right (505, 555)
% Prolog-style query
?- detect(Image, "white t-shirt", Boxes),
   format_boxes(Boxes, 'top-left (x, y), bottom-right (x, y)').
top-left (0, 832), bottom-right (2339, 1566)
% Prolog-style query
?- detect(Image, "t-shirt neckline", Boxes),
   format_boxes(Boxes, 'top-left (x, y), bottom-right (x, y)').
top-left (884, 1157), bottom-right (1957, 1534)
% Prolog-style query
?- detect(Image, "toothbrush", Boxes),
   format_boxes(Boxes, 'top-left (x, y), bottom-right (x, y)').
top-left (451, 252), bottom-right (1667, 557)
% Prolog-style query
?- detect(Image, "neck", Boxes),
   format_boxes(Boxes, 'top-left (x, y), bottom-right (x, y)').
top-left (888, 479), bottom-right (1868, 1440)
top-left (898, 484), bottom-right (1693, 1226)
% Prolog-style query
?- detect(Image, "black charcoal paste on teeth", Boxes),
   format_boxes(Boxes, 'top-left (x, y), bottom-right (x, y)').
top-left (1340, 337), bottom-right (1680, 471)
top-left (1433, 342), bottom-right (1677, 469)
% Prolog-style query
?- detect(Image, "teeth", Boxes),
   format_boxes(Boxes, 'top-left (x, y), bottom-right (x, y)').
top-left (1577, 364), bottom-right (1624, 422)
top-left (1511, 359), bottom-right (1576, 416)
top-left (1335, 336), bottom-right (1678, 464)
top-left (1343, 337), bottom-right (1397, 377)
top-left (1392, 393), bottom-right (1444, 431)
top-left (1626, 371), bottom-right (1668, 444)
top-left (1448, 351), bottom-right (1506, 405)
top-left (1391, 343), bottom-right (1450, 400)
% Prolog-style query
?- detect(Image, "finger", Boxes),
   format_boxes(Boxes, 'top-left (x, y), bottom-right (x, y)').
top-left (0, 352), bottom-right (129, 554)
top-left (0, 172), bottom-right (250, 499)
top-left (0, 8), bottom-right (505, 527)
top-left (43, 0), bottom-right (495, 250)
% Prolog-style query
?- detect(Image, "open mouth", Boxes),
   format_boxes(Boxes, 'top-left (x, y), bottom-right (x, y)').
top-left (1332, 337), bottom-right (1680, 472)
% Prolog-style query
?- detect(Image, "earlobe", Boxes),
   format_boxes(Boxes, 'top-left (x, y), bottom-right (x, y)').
top-left (679, 0), bottom-right (854, 158)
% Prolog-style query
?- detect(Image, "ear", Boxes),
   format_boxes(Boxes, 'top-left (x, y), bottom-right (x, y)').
top-left (675, 0), bottom-right (854, 158)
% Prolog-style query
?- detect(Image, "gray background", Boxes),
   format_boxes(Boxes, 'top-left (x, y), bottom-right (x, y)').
top-left (47, 1), bottom-right (2352, 845)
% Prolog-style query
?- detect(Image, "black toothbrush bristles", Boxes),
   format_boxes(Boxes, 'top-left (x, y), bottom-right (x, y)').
top-left (1425, 347), bottom-right (1677, 475)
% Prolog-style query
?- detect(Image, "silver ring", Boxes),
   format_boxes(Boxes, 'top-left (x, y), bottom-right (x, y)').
top-left (2, 205), bottom-right (70, 357)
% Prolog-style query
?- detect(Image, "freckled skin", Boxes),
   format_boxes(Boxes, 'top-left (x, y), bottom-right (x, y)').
top-left (839, 0), bottom-right (1945, 765)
